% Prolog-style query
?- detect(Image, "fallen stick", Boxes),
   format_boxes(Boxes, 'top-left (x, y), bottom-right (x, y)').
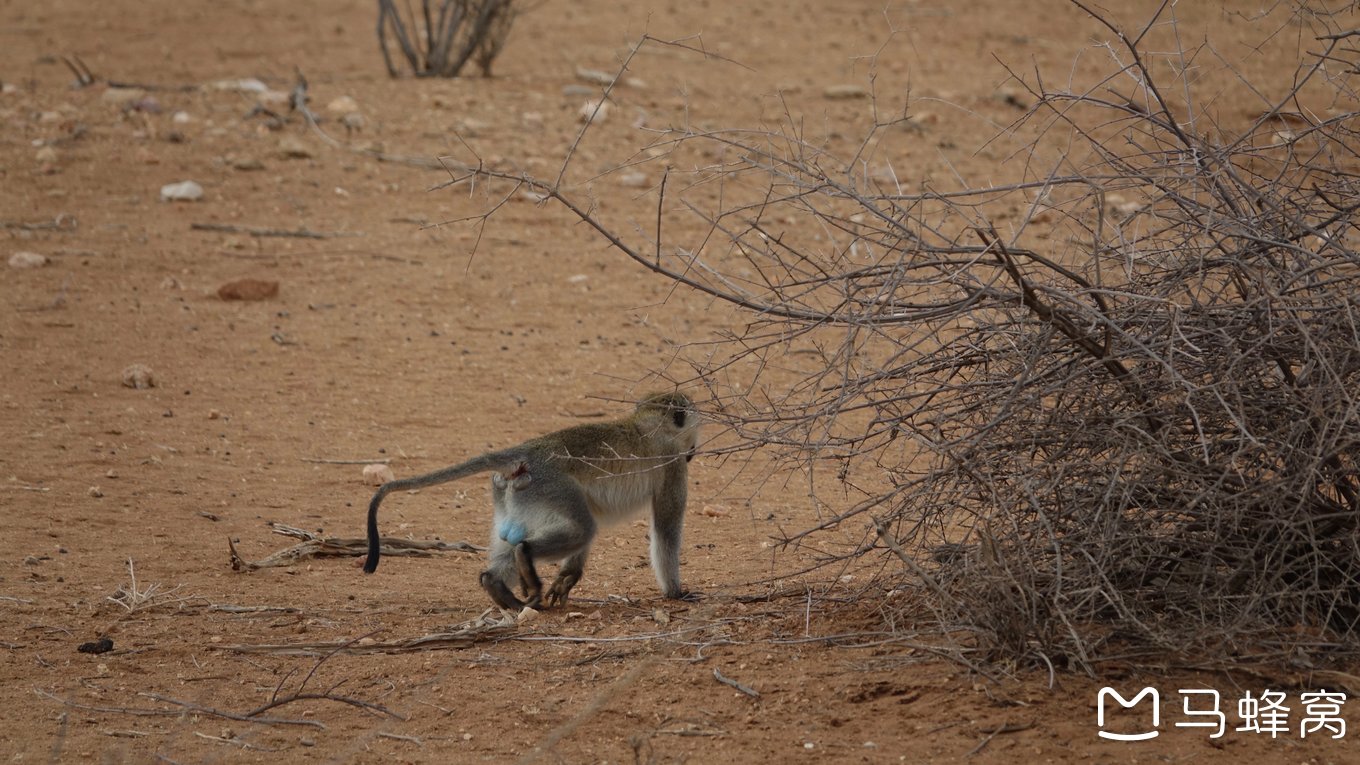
top-left (143, 693), bottom-right (326, 729)
top-left (229, 523), bottom-right (480, 571)
top-left (0, 214), bottom-right (77, 231)
top-left (965, 721), bottom-right (1034, 757)
top-left (712, 668), bottom-right (760, 698)
top-left (215, 612), bottom-right (515, 655)
top-left (301, 457), bottom-right (392, 465)
top-left (208, 604), bottom-right (300, 614)
top-left (191, 222), bottom-right (359, 239)
top-left (34, 688), bottom-right (322, 729)
top-left (193, 731), bottom-right (277, 752)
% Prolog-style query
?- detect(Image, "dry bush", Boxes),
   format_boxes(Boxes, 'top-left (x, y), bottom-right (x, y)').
top-left (460, 5), bottom-right (1360, 669)
top-left (377, 0), bottom-right (517, 78)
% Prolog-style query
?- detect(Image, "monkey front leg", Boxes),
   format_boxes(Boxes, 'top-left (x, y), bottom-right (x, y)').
top-left (650, 476), bottom-right (692, 600)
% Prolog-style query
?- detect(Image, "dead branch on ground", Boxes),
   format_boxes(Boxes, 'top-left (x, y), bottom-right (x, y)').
top-left (190, 222), bottom-right (360, 239)
top-left (106, 558), bottom-right (189, 613)
top-left (215, 610), bottom-right (516, 655)
top-left (34, 688), bottom-right (323, 729)
top-left (245, 631), bottom-right (406, 720)
top-left (228, 522), bottom-right (480, 571)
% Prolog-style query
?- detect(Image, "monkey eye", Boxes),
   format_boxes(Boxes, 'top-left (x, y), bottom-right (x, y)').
top-left (672, 410), bottom-right (686, 428)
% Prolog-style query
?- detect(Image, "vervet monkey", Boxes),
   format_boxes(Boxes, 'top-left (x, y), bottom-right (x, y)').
top-left (364, 392), bottom-right (700, 610)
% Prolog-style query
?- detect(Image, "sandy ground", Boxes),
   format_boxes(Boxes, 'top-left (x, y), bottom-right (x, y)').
top-left (3, 0), bottom-right (1357, 762)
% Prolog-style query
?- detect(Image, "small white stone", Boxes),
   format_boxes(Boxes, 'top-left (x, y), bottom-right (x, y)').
top-left (8, 251), bottom-right (49, 269)
top-left (121, 363), bottom-right (156, 389)
top-left (278, 136), bottom-right (314, 159)
top-left (456, 117), bottom-right (491, 137)
top-left (578, 99), bottom-right (610, 124)
top-left (101, 87), bottom-right (146, 105)
top-left (362, 463), bottom-right (395, 486)
top-left (207, 78), bottom-right (267, 93)
top-left (575, 67), bottom-right (614, 85)
top-left (823, 84), bottom-right (867, 99)
top-left (517, 606), bottom-right (540, 624)
top-left (171, 110), bottom-right (192, 125)
top-left (326, 95), bottom-right (359, 114)
top-left (160, 180), bottom-right (203, 202)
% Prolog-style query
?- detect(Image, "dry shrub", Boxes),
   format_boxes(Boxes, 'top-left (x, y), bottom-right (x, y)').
top-left (462, 5), bottom-right (1360, 669)
top-left (377, 0), bottom-right (517, 78)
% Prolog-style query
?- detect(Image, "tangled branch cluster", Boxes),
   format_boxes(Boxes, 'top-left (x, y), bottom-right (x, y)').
top-left (466, 5), bottom-right (1360, 668)
top-left (675, 7), bottom-right (1360, 667)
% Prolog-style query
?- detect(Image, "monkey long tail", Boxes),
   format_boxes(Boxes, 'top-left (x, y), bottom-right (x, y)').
top-left (363, 449), bottom-right (524, 574)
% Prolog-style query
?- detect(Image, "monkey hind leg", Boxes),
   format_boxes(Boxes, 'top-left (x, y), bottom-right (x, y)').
top-left (544, 550), bottom-right (588, 608)
top-left (480, 570), bottom-right (525, 611)
top-left (513, 542), bottom-right (544, 609)
top-left (482, 539), bottom-right (527, 611)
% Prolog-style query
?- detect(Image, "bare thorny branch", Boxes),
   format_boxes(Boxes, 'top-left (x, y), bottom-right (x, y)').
top-left (442, 3), bottom-right (1360, 669)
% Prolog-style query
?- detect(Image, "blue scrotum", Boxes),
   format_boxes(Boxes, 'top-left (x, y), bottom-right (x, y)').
top-left (497, 518), bottom-right (528, 545)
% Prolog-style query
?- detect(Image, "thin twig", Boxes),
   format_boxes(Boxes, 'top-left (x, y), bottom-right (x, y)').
top-left (191, 223), bottom-right (358, 239)
top-left (301, 457), bottom-right (392, 465)
top-left (711, 668), bottom-right (759, 698)
top-left (33, 688), bottom-right (323, 729)
top-left (965, 721), bottom-right (1034, 757)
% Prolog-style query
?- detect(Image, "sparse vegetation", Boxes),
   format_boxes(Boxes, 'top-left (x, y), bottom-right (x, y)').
top-left (376, 0), bottom-right (518, 78)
